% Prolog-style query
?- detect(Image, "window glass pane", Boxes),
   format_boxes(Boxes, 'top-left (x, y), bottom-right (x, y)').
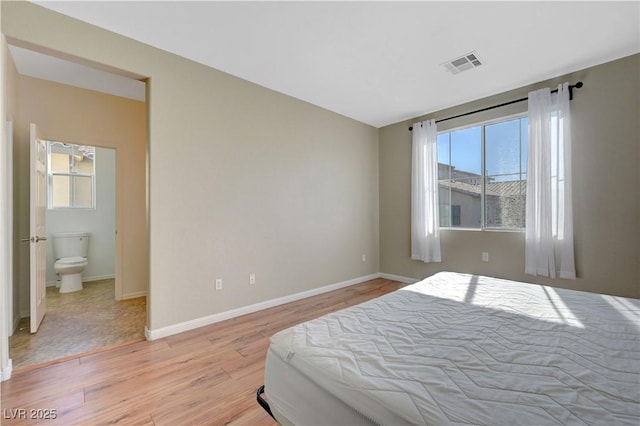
top-left (75, 157), bottom-right (94, 174)
top-left (438, 127), bottom-right (481, 229)
top-left (485, 117), bottom-right (526, 229)
top-left (451, 126), bottom-right (481, 176)
top-left (437, 133), bottom-right (450, 180)
top-left (448, 178), bottom-right (481, 228)
top-left (438, 183), bottom-right (451, 227)
top-left (437, 132), bottom-right (452, 226)
top-left (50, 152), bottom-right (70, 173)
top-left (485, 174), bottom-right (526, 228)
top-left (520, 117), bottom-right (528, 172)
top-left (51, 175), bottom-right (71, 208)
top-left (485, 118), bottom-right (520, 178)
top-left (451, 205), bottom-right (461, 226)
top-left (72, 175), bottom-right (94, 208)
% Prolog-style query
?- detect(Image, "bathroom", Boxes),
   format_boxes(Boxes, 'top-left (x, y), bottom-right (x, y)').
top-left (45, 142), bottom-right (116, 292)
top-left (5, 43), bottom-right (149, 369)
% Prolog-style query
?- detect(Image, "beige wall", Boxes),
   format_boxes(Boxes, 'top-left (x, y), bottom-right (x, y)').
top-left (1, 1), bottom-right (380, 331)
top-left (14, 76), bottom-right (148, 313)
top-left (380, 54), bottom-right (640, 298)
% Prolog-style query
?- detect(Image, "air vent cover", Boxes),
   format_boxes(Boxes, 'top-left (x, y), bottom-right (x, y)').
top-left (442, 51), bottom-right (483, 75)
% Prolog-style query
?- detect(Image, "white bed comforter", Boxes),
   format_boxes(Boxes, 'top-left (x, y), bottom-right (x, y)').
top-left (269, 272), bottom-right (640, 425)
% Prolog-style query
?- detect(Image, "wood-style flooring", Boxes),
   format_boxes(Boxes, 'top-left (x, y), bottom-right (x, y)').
top-left (9, 279), bottom-right (146, 371)
top-left (1, 278), bottom-right (404, 425)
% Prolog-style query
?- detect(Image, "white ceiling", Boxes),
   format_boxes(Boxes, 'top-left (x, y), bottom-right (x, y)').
top-left (17, 1), bottom-right (640, 128)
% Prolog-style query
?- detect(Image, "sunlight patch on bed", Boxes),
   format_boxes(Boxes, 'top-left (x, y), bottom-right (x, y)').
top-left (401, 274), bottom-right (585, 328)
top-left (601, 295), bottom-right (640, 331)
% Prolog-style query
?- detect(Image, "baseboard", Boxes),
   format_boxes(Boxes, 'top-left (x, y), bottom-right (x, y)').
top-left (122, 291), bottom-right (147, 300)
top-left (145, 273), bottom-right (381, 341)
top-left (1, 359), bottom-right (13, 382)
top-left (379, 272), bottom-right (420, 284)
top-left (84, 274), bottom-right (116, 282)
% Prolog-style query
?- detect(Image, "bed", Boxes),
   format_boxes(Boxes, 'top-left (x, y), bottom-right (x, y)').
top-left (258, 272), bottom-right (640, 425)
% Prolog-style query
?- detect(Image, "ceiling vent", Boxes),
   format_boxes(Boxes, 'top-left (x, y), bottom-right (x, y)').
top-left (442, 51), bottom-right (483, 75)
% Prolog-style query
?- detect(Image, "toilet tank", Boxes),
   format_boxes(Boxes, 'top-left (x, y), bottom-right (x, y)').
top-left (53, 232), bottom-right (90, 259)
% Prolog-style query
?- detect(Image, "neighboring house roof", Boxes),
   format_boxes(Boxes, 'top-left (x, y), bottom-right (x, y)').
top-left (439, 180), bottom-right (483, 197)
top-left (439, 180), bottom-right (526, 197)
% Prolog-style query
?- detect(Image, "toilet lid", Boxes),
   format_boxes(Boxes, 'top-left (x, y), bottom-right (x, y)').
top-left (57, 256), bottom-right (87, 265)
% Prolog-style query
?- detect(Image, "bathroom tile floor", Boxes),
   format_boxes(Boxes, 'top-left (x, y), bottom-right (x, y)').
top-left (9, 279), bottom-right (146, 371)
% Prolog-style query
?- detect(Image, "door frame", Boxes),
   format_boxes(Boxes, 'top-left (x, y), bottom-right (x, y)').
top-left (1, 114), bottom-right (13, 380)
top-left (0, 39), bottom-right (150, 381)
top-left (4, 119), bottom-right (14, 337)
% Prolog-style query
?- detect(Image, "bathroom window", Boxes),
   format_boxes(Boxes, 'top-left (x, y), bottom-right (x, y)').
top-left (47, 141), bottom-right (96, 209)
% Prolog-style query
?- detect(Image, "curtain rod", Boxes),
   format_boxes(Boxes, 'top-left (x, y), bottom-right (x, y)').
top-left (408, 81), bottom-right (583, 131)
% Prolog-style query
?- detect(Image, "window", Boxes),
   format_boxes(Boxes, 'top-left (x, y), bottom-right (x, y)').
top-left (437, 115), bottom-right (527, 230)
top-left (47, 142), bottom-right (96, 209)
top-left (451, 205), bottom-right (461, 226)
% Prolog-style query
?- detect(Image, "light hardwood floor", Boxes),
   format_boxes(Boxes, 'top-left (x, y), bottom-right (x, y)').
top-left (1, 278), bottom-right (405, 425)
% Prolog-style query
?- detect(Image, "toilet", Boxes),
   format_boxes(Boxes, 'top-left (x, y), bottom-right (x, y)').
top-left (53, 232), bottom-right (90, 293)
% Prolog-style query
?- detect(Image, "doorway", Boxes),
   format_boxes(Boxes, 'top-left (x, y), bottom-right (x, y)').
top-left (10, 141), bottom-right (146, 370)
top-left (5, 45), bottom-right (149, 372)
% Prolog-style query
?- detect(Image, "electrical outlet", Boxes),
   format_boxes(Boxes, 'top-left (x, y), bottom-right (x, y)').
top-left (215, 278), bottom-right (222, 290)
top-left (362, 254), bottom-right (366, 262)
top-left (482, 252), bottom-right (489, 262)
top-left (249, 273), bottom-right (256, 285)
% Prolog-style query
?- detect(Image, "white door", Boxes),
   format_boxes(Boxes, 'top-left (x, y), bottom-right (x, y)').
top-left (29, 123), bottom-right (47, 333)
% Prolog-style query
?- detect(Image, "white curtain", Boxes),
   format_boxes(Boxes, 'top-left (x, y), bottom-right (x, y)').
top-left (525, 83), bottom-right (575, 279)
top-left (411, 119), bottom-right (441, 263)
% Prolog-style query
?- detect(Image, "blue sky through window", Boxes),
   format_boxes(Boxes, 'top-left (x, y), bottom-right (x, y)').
top-left (452, 126), bottom-right (481, 175)
top-left (437, 117), bottom-right (528, 181)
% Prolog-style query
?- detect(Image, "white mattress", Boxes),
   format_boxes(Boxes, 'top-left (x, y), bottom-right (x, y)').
top-left (264, 272), bottom-right (640, 425)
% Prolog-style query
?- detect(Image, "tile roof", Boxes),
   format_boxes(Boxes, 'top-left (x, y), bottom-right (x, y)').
top-left (439, 180), bottom-right (526, 197)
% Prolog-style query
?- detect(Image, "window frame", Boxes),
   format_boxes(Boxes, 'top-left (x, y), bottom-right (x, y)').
top-left (47, 141), bottom-right (97, 210)
top-left (437, 112), bottom-right (528, 232)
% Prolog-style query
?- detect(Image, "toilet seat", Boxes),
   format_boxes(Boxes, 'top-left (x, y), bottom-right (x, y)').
top-left (55, 256), bottom-right (87, 266)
